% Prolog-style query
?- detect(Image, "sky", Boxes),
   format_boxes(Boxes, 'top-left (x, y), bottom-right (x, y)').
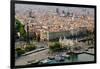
top-left (15, 3), bottom-right (94, 16)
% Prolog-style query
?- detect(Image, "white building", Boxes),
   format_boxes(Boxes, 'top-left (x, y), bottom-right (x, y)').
top-left (59, 36), bottom-right (78, 47)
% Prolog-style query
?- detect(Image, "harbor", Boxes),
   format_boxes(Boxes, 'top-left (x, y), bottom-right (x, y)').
top-left (15, 4), bottom-right (95, 66)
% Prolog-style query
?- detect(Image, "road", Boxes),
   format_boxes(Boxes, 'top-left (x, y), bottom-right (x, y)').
top-left (15, 49), bottom-right (49, 66)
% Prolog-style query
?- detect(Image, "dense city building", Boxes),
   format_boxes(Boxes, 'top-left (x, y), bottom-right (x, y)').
top-left (15, 7), bottom-right (94, 41)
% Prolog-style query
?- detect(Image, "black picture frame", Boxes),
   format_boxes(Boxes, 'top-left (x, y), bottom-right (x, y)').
top-left (10, 0), bottom-right (96, 69)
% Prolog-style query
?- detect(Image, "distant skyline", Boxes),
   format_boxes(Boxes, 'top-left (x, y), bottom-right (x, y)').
top-left (15, 4), bottom-right (94, 16)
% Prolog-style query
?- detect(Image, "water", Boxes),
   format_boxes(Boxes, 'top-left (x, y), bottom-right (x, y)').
top-left (40, 53), bottom-right (94, 64)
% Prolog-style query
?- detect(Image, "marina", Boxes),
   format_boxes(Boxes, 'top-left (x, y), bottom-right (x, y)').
top-left (14, 3), bottom-right (95, 67)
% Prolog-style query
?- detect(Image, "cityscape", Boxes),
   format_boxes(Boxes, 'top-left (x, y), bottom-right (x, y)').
top-left (15, 4), bottom-right (95, 66)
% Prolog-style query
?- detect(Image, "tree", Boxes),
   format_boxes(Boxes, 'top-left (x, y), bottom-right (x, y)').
top-left (16, 48), bottom-right (25, 56)
top-left (36, 33), bottom-right (40, 42)
top-left (25, 44), bottom-right (36, 52)
top-left (15, 18), bottom-right (27, 40)
top-left (49, 42), bottom-right (61, 52)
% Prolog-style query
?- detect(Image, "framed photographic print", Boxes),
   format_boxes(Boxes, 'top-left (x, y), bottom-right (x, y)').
top-left (10, 0), bottom-right (96, 69)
